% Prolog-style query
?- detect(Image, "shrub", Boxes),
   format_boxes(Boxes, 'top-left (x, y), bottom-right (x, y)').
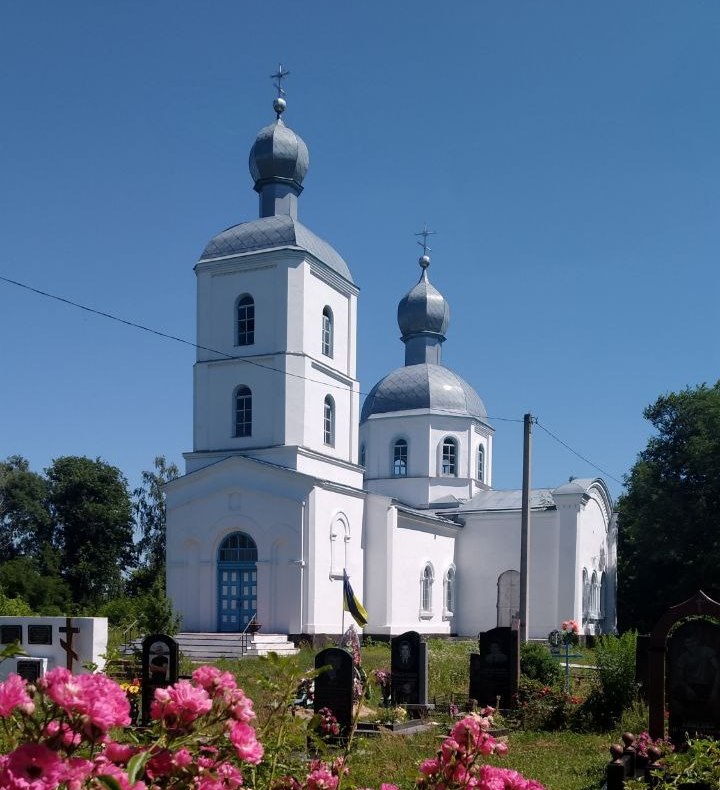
top-left (515, 677), bottom-right (583, 731)
top-left (520, 641), bottom-right (561, 685)
top-left (593, 631), bottom-right (637, 722)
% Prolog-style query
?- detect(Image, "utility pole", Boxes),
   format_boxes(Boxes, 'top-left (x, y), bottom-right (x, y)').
top-left (519, 413), bottom-right (533, 643)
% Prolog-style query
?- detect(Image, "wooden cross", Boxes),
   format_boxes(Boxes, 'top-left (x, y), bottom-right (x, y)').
top-left (59, 617), bottom-right (80, 671)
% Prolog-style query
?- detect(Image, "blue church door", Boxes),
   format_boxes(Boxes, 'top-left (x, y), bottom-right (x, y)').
top-left (217, 532), bottom-right (258, 632)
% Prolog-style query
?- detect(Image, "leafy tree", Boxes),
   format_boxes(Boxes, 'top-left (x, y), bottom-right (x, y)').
top-left (617, 382), bottom-right (720, 631)
top-left (47, 456), bottom-right (136, 607)
top-left (0, 455), bottom-right (52, 558)
top-left (133, 456), bottom-right (179, 584)
top-left (0, 556), bottom-right (71, 615)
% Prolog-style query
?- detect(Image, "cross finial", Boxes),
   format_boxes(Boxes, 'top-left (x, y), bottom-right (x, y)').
top-left (415, 223), bottom-right (436, 256)
top-left (270, 64), bottom-right (290, 119)
top-left (271, 64), bottom-right (290, 98)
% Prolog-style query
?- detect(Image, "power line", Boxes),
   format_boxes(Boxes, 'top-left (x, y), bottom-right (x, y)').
top-left (1, 271), bottom-right (626, 486)
top-left (534, 419), bottom-right (624, 486)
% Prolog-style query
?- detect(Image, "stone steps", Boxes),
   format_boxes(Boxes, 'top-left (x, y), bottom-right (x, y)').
top-left (122, 632), bottom-right (299, 661)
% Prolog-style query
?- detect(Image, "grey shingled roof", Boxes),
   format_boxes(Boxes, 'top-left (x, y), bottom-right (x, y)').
top-left (458, 488), bottom-right (557, 512)
top-left (361, 363), bottom-right (488, 422)
top-left (199, 214), bottom-right (354, 283)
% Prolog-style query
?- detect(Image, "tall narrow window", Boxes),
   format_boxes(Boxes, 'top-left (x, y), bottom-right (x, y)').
top-left (236, 295), bottom-right (255, 346)
top-left (444, 567), bottom-right (456, 615)
top-left (582, 569), bottom-right (590, 621)
top-left (421, 564), bottom-right (434, 613)
top-left (441, 438), bottom-right (457, 476)
top-left (234, 386), bottom-right (252, 437)
top-left (591, 571), bottom-right (600, 619)
top-left (393, 439), bottom-right (408, 477)
top-left (323, 395), bottom-right (335, 446)
top-left (322, 306), bottom-right (333, 358)
top-left (360, 444), bottom-right (366, 468)
top-left (477, 444), bottom-right (485, 483)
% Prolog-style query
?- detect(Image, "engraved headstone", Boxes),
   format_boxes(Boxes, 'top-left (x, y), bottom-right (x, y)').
top-left (141, 633), bottom-right (179, 724)
top-left (648, 590), bottom-right (720, 742)
top-left (667, 620), bottom-right (720, 742)
top-left (469, 627), bottom-right (519, 708)
top-left (314, 647), bottom-right (353, 739)
top-left (391, 630), bottom-right (428, 706)
top-left (28, 625), bottom-right (53, 645)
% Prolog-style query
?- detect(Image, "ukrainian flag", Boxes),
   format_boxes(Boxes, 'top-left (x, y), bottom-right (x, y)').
top-left (343, 569), bottom-right (369, 627)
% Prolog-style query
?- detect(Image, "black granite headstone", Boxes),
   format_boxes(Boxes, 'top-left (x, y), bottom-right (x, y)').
top-left (28, 625), bottom-right (53, 645)
top-left (314, 647), bottom-right (354, 739)
top-left (141, 633), bottom-right (179, 724)
top-left (470, 626), bottom-right (519, 708)
top-left (391, 630), bottom-right (428, 706)
top-left (667, 619), bottom-right (720, 742)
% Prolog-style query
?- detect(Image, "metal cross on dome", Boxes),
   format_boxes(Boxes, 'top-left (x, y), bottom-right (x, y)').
top-left (271, 64), bottom-right (290, 98)
top-left (415, 224), bottom-right (436, 256)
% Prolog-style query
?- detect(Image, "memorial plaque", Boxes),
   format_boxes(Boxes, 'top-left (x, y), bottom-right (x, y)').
top-left (667, 619), bottom-right (720, 742)
top-left (16, 660), bottom-right (44, 682)
top-left (0, 625), bottom-right (22, 645)
top-left (314, 647), bottom-right (353, 738)
top-left (470, 626), bottom-right (519, 708)
top-left (141, 633), bottom-right (179, 724)
top-left (28, 624), bottom-right (53, 645)
top-left (391, 630), bottom-right (428, 706)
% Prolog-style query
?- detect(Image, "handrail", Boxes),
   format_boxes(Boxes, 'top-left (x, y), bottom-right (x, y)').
top-left (121, 619), bottom-right (139, 652)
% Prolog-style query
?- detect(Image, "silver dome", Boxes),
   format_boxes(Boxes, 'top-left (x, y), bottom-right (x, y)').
top-left (249, 119), bottom-right (309, 191)
top-left (397, 269), bottom-right (449, 338)
top-left (361, 363), bottom-right (487, 422)
top-left (199, 214), bottom-right (354, 283)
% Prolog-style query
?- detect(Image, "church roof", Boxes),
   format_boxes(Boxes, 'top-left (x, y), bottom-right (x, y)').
top-left (361, 363), bottom-right (488, 422)
top-left (458, 488), bottom-right (556, 512)
top-left (199, 214), bottom-right (354, 283)
top-left (249, 118), bottom-right (309, 191)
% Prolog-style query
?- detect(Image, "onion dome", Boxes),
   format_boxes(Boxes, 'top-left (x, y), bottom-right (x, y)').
top-left (397, 256), bottom-right (450, 339)
top-left (361, 363), bottom-right (487, 422)
top-left (248, 99), bottom-right (309, 194)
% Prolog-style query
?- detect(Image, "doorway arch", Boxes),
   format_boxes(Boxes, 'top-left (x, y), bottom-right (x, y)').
top-left (217, 532), bottom-right (258, 632)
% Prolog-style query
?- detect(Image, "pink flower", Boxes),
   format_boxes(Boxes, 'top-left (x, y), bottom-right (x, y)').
top-left (495, 741), bottom-right (509, 756)
top-left (419, 758), bottom-right (440, 777)
top-left (0, 673), bottom-right (35, 718)
top-left (306, 764), bottom-right (339, 790)
top-left (42, 720), bottom-right (82, 748)
top-left (151, 680), bottom-right (212, 729)
top-left (192, 665), bottom-right (238, 698)
top-left (93, 759), bottom-right (147, 790)
top-left (228, 720), bottom-right (264, 764)
top-left (0, 744), bottom-right (64, 790)
top-left (58, 757), bottom-right (93, 790)
top-left (226, 687), bottom-right (256, 722)
top-left (380, 785), bottom-right (400, 790)
top-left (103, 740), bottom-right (139, 765)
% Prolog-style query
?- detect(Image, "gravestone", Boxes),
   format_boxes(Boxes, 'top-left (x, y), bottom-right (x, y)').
top-left (648, 590), bottom-right (720, 742)
top-left (391, 630), bottom-right (428, 707)
top-left (469, 626), bottom-right (519, 708)
top-left (667, 619), bottom-right (720, 742)
top-left (141, 633), bottom-right (179, 724)
top-left (314, 647), bottom-right (353, 739)
top-left (0, 617), bottom-right (108, 680)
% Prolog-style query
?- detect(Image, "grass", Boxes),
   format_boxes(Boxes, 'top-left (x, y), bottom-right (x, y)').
top-left (104, 633), bottom-right (637, 789)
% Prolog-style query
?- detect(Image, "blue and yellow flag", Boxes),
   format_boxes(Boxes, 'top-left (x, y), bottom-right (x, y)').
top-left (343, 569), bottom-right (368, 627)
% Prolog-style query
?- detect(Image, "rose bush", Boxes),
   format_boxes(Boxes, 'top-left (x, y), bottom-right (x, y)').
top-left (0, 664), bottom-right (545, 790)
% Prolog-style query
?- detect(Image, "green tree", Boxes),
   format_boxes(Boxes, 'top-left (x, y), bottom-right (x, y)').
top-left (0, 455), bottom-right (53, 558)
top-left (617, 382), bottom-right (720, 631)
top-left (0, 555), bottom-right (71, 615)
top-left (47, 456), bottom-right (136, 607)
top-left (132, 456), bottom-right (179, 582)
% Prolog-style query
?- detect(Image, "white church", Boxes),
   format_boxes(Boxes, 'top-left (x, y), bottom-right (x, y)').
top-left (165, 86), bottom-right (617, 641)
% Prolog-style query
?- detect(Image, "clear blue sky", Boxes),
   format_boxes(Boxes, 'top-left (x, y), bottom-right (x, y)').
top-left (2, 2), bottom-right (719, 502)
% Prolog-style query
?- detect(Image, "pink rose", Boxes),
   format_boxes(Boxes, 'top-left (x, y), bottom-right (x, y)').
top-left (0, 743), bottom-right (64, 790)
top-left (0, 673), bottom-right (35, 718)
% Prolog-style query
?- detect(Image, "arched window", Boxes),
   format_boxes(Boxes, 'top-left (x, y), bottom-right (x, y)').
top-left (421, 564), bottom-right (434, 613)
top-left (393, 439), bottom-right (408, 477)
top-left (322, 306), bottom-right (333, 358)
top-left (234, 386), bottom-right (252, 437)
top-left (591, 571), bottom-right (600, 619)
top-left (444, 567), bottom-right (456, 615)
top-left (323, 395), bottom-right (335, 446)
top-left (441, 437), bottom-right (457, 476)
top-left (477, 444), bottom-right (485, 483)
top-left (359, 443), bottom-right (366, 468)
top-left (582, 569), bottom-right (590, 621)
top-left (330, 515), bottom-right (349, 578)
top-left (599, 572), bottom-right (607, 622)
top-left (236, 295), bottom-right (255, 346)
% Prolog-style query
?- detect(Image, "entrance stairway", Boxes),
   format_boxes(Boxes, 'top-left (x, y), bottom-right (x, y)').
top-left (173, 632), bottom-right (299, 661)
